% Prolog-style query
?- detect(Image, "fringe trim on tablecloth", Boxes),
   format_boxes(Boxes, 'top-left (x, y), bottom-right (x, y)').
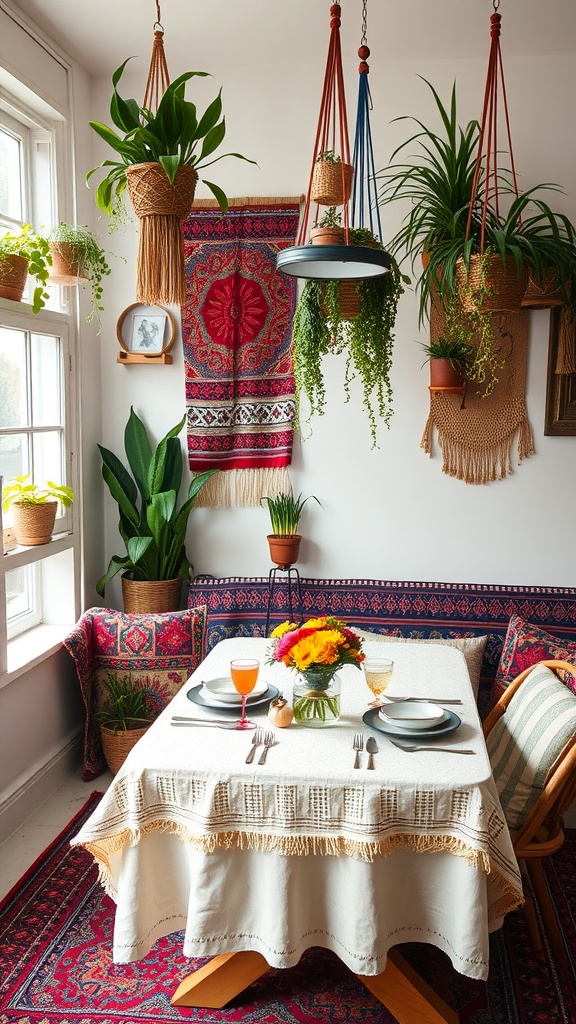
top-left (192, 467), bottom-right (292, 508)
top-left (420, 415), bottom-right (535, 485)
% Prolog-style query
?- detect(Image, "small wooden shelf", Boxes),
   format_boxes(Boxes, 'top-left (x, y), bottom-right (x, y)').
top-left (117, 351), bottom-right (173, 365)
top-left (429, 385), bottom-right (466, 394)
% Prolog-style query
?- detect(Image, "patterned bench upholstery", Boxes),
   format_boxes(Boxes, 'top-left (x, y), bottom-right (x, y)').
top-left (188, 576), bottom-right (576, 709)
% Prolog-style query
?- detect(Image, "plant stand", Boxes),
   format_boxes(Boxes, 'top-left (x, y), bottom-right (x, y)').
top-left (265, 566), bottom-right (303, 636)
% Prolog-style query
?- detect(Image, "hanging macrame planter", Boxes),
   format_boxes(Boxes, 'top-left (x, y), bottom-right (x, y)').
top-left (128, 7), bottom-right (197, 306)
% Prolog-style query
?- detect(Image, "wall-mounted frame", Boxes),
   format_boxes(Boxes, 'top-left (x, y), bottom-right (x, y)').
top-left (116, 303), bottom-right (176, 364)
top-left (544, 307), bottom-right (576, 435)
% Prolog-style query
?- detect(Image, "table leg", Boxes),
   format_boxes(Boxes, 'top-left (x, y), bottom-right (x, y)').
top-left (170, 950), bottom-right (270, 1008)
top-left (358, 948), bottom-right (460, 1024)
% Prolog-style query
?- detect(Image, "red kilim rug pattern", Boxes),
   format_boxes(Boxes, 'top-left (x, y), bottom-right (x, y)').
top-left (182, 200), bottom-right (299, 485)
top-left (1, 793), bottom-right (575, 1024)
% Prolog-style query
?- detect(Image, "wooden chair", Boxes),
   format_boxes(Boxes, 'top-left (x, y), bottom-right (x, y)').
top-left (483, 659), bottom-right (576, 967)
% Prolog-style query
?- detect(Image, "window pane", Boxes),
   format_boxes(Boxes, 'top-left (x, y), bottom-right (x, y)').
top-left (0, 433), bottom-right (27, 490)
top-left (0, 328), bottom-right (27, 428)
top-left (32, 430), bottom-right (63, 490)
top-left (31, 333), bottom-right (62, 425)
top-left (0, 127), bottom-right (23, 221)
top-left (6, 564), bottom-right (33, 621)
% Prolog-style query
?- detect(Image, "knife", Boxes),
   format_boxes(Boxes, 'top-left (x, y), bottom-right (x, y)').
top-left (171, 716), bottom-right (238, 729)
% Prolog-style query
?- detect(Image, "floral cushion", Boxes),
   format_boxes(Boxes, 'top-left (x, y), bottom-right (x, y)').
top-left (357, 629), bottom-right (488, 699)
top-left (496, 614), bottom-right (576, 695)
top-left (64, 605), bottom-right (207, 781)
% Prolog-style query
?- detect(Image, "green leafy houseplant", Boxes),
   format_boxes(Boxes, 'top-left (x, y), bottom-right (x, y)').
top-left (48, 223), bottom-right (112, 330)
top-left (96, 408), bottom-right (217, 596)
top-left (262, 492), bottom-right (320, 535)
top-left (292, 230), bottom-right (409, 447)
top-left (2, 475), bottom-right (74, 510)
top-left (0, 225), bottom-right (52, 313)
top-left (420, 336), bottom-right (472, 368)
top-left (2, 475), bottom-right (74, 546)
top-left (87, 58), bottom-right (255, 219)
top-left (96, 673), bottom-right (152, 731)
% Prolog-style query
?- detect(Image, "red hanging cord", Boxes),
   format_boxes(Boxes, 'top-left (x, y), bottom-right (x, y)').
top-left (298, 3), bottom-right (352, 245)
top-left (466, 6), bottom-right (520, 251)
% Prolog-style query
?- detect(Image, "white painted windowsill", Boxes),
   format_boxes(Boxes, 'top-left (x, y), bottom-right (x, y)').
top-left (2, 623), bottom-right (73, 688)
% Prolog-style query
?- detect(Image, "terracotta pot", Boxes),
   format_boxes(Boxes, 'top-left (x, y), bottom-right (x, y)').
top-left (456, 254), bottom-right (528, 313)
top-left (429, 358), bottom-right (466, 389)
top-left (310, 226), bottom-right (345, 246)
top-left (12, 501), bottom-right (57, 546)
top-left (0, 254), bottom-right (29, 302)
top-left (49, 243), bottom-right (89, 285)
top-left (121, 574), bottom-right (183, 613)
top-left (267, 534), bottom-right (301, 570)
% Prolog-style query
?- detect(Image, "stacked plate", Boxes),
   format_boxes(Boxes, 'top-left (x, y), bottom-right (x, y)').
top-left (187, 676), bottom-right (279, 713)
top-left (362, 700), bottom-right (461, 739)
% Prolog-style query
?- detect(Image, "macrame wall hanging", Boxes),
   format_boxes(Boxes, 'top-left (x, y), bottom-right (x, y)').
top-left (127, 3), bottom-right (199, 306)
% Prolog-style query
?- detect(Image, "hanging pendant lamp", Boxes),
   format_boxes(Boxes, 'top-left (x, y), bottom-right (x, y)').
top-left (276, 2), bottom-right (390, 281)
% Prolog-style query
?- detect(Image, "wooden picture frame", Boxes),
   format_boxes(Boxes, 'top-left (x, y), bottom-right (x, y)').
top-left (116, 303), bottom-right (176, 365)
top-left (544, 308), bottom-right (576, 435)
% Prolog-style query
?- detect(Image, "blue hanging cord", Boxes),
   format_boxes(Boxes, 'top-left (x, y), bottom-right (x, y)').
top-left (351, 50), bottom-right (382, 242)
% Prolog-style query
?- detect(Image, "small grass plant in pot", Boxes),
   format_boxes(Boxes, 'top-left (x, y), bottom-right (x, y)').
top-left (96, 672), bottom-right (154, 775)
top-left (310, 206), bottom-right (345, 246)
top-left (2, 475), bottom-right (74, 546)
top-left (0, 225), bottom-right (52, 313)
top-left (97, 407), bottom-right (217, 612)
top-left (262, 491), bottom-right (320, 570)
top-left (48, 223), bottom-right (112, 331)
top-left (421, 336), bottom-right (472, 389)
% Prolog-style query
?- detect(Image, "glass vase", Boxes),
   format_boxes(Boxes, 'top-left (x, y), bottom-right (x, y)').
top-left (292, 671), bottom-right (341, 727)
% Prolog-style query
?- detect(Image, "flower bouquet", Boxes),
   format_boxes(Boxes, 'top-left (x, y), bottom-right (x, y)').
top-left (268, 617), bottom-right (365, 726)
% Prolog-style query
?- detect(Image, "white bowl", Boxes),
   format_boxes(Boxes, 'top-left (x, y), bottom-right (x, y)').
top-left (202, 676), bottom-right (267, 703)
top-left (378, 701), bottom-right (445, 730)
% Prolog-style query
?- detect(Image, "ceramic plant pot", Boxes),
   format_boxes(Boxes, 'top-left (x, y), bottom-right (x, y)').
top-left (267, 534), bottom-right (302, 570)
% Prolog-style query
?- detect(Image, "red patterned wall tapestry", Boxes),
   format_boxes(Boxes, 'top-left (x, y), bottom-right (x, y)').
top-left (182, 198), bottom-right (301, 506)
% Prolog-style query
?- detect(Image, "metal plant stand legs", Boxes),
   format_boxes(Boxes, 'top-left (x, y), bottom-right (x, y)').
top-left (265, 566), bottom-right (303, 635)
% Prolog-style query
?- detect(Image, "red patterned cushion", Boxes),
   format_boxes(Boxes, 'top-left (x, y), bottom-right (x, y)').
top-left (64, 605), bottom-right (207, 780)
top-left (496, 614), bottom-right (576, 694)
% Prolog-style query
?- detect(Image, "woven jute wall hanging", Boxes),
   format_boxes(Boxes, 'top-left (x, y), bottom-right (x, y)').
top-left (421, 305), bottom-right (535, 484)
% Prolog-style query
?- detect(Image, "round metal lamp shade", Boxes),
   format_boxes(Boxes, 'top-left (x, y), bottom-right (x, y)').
top-left (276, 244), bottom-right (391, 280)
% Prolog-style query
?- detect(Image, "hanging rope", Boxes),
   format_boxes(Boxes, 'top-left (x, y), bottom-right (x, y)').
top-left (351, 0), bottom-right (382, 241)
top-left (143, 1), bottom-right (170, 113)
top-left (466, 2), bottom-right (520, 249)
top-left (298, 3), bottom-right (352, 245)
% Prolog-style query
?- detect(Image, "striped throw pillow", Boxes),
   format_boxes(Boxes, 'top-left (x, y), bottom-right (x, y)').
top-left (487, 662), bottom-right (576, 832)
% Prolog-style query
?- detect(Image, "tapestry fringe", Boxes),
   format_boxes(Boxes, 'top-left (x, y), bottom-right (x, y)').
top-left (432, 426), bottom-right (533, 484)
top-left (556, 308), bottom-right (576, 374)
top-left (518, 416), bottom-right (535, 462)
top-left (420, 413), bottom-right (434, 456)
top-left (193, 467), bottom-right (291, 508)
top-left (192, 195), bottom-right (304, 209)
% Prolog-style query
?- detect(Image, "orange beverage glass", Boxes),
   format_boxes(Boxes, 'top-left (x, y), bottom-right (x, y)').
top-left (230, 658), bottom-right (259, 730)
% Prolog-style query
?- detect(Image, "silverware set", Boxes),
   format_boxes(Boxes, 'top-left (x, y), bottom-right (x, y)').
top-left (245, 728), bottom-right (275, 764)
top-left (353, 734), bottom-right (378, 768)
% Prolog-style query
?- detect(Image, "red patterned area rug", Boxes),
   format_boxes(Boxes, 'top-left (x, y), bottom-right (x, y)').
top-left (1, 793), bottom-right (575, 1024)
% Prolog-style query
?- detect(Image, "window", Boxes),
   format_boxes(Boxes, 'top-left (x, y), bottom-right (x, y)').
top-left (0, 89), bottom-right (77, 672)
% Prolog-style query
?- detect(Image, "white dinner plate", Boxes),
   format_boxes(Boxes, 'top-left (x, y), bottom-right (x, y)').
top-left (378, 701), bottom-right (446, 730)
top-left (363, 707), bottom-right (461, 740)
top-left (187, 682), bottom-right (279, 713)
top-left (202, 676), bottom-right (268, 703)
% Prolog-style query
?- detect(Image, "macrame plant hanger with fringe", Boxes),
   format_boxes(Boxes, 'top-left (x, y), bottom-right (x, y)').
top-left (126, 2), bottom-right (199, 306)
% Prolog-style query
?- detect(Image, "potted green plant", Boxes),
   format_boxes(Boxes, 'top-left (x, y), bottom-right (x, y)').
top-left (48, 223), bottom-right (112, 331)
top-left (420, 336), bottom-right (472, 389)
top-left (86, 58), bottom-right (255, 306)
top-left (97, 407), bottom-right (217, 612)
top-left (2, 475), bottom-right (74, 546)
top-left (262, 491), bottom-right (320, 569)
top-left (96, 673), bottom-right (154, 775)
top-left (0, 225), bottom-right (52, 313)
top-left (310, 207), bottom-right (344, 245)
top-left (292, 229), bottom-right (409, 447)
top-left (311, 150), bottom-right (354, 206)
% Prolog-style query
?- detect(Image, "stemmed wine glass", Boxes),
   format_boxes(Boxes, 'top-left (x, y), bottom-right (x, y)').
top-left (230, 658), bottom-right (259, 730)
top-left (362, 657), bottom-right (394, 708)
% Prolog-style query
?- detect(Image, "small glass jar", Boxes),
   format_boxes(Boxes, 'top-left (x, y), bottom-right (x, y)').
top-left (292, 671), bottom-right (341, 727)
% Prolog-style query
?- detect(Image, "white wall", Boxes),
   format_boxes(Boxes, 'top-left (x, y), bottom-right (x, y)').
top-left (87, 47), bottom-right (576, 608)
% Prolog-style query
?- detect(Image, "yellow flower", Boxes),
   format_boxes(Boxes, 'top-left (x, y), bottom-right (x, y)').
top-left (302, 616), bottom-right (329, 629)
top-left (270, 621), bottom-right (298, 638)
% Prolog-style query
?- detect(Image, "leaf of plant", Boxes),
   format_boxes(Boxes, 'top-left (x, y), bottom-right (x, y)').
top-left (202, 180), bottom-right (228, 214)
top-left (124, 407), bottom-right (152, 506)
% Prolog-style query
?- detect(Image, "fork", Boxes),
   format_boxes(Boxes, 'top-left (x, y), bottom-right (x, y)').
top-left (389, 738), bottom-right (475, 754)
top-left (245, 727), bottom-right (264, 764)
top-left (353, 733), bottom-right (364, 769)
top-left (258, 730), bottom-right (275, 765)
top-left (382, 695), bottom-right (463, 705)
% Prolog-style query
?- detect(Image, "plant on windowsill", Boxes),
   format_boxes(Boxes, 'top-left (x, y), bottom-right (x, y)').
top-left (291, 228), bottom-right (410, 447)
top-left (0, 225), bottom-right (52, 313)
top-left (96, 407), bottom-right (217, 613)
top-left (95, 672), bottom-right (154, 775)
top-left (48, 223), bottom-right (112, 332)
top-left (1, 475), bottom-right (74, 546)
top-left (262, 491), bottom-right (320, 569)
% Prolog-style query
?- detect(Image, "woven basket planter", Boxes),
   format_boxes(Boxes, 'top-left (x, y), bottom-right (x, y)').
top-left (522, 269), bottom-right (562, 309)
top-left (456, 253), bottom-right (528, 313)
top-left (126, 162), bottom-right (199, 306)
top-left (310, 159), bottom-right (353, 206)
top-left (0, 254), bottom-right (29, 302)
top-left (321, 280), bottom-right (361, 320)
top-left (121, 574), bottom-right (183, 613)
top-left (12, 501), bottom-right (57, 546)
top-left (100, 722), bottom-right (151, 775)
top-left (48, 243), bottom-right (89, 285)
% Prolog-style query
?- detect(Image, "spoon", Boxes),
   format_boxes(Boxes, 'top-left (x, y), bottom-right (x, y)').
top-left (366, 736), bottom-right (378, 769)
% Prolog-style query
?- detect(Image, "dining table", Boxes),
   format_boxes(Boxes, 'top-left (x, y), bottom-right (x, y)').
top-left (72, 637), bottom-right (524, 1024)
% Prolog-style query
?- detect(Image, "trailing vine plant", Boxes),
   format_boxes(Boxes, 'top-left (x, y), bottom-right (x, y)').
top-left (292, 232), bottom-right (409, 447)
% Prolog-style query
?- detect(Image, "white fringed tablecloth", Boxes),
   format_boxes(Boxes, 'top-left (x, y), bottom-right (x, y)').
top-left (73, 638), bottom-right (522, 979)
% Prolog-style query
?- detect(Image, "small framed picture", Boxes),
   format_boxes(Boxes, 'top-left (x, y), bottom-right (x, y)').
top-left (116, 303), bottom-right (176, 363)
